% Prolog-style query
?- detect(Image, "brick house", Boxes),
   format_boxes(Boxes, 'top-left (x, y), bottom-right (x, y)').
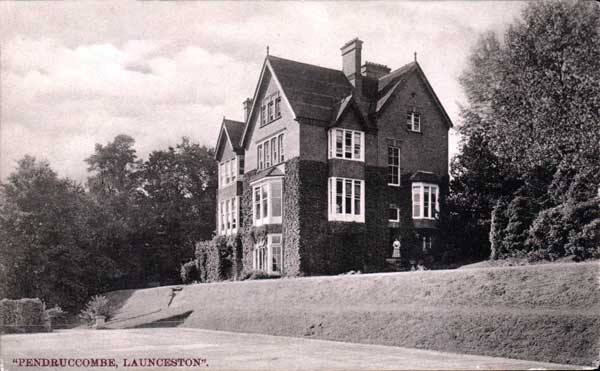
top-left (214, 38), bottom-right (452, 277)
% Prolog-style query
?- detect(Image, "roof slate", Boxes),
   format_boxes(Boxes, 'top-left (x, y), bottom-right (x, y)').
top-left (223, 119), bottom-right (245, 151)
top-left (267, 55), bottom-right (353, 123)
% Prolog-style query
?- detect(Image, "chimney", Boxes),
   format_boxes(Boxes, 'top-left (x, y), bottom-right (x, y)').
top-left (361, 61), bottom-right (391, 79)
top-left (341, 38), bottom-right (363, 88)
top-left (243, 98), bottom-right (253, 122)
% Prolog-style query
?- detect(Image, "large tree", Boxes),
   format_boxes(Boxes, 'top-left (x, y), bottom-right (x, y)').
top-left (451, 0), bottom-right (600, 260)
top-left (0, 156), bottom-right (119, 311)
top-left (138, 138), bottom-right (216, 284)
top-left (460, 1), bottom-right (600, 176)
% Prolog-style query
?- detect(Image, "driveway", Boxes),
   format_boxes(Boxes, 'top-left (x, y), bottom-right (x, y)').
top-left (0, 328), bottom-right (587, 370)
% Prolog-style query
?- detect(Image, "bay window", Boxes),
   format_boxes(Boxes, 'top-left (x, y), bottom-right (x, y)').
top-left (412, 183), bottom-right (439, 219)
top-left (252, 178), bottom-right (283, 226)
top-left (328, 177), bottom-right (364, 222)
top-left (328, 128), bottom-right (364, 161)
top-left (252, 234), bottom-right (283, 275)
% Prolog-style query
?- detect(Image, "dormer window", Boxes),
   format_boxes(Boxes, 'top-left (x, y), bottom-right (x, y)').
top-left (328, 128), bottom-right (364, 161)
top-left (407, 111), bottom-right (421, 132)
top-left (261, 92), bottom-right (282, 126)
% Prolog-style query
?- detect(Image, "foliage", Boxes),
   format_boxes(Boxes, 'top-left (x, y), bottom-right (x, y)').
top-left (0, 156), bottom-right (120, 312)
top-left (79, 295), bottom-right (114, 326)
top-left (489, 198), bottom-right (509, 259)
top-left (0, 298), bottom-right (49, 334)
top-left (241, 270), bottom-right (279, 280)
top-left (195, 235), bottom-right (236, 282)
top-left (180, 260), bottom-right (199, 284)
top-left (454, 0), bottom-right (600, 262)
top-left (1, 135), bottom-right (217, 314)
top-left (138, 138), bottom-right (217, 285)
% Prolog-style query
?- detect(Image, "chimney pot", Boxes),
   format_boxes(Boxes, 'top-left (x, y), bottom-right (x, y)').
top-left (243, 98), bottom-right (253, 122)
top-left (361, 61), bottom-right (391, 79)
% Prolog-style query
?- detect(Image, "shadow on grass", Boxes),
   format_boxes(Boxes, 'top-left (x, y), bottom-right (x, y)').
top-left (132, 310), bottom-right (194, 329)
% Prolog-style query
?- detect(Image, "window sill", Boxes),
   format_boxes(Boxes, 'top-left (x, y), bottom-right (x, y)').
top-left (328, 215), bottom-right (365, 223)
top-left (388, 183), bottom-right (400, 187)
top-left (412, 217), bottom-right (438, 221)
top-left (328, 156), bottom-right (365, 163)
top-left (259, 116), bottom-right (282, 128)
top-left (407, 129), bottom-right (422, 134)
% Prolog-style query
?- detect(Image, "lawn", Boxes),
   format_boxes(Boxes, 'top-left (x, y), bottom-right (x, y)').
top-left (104, 261), bottom-right (600, 367)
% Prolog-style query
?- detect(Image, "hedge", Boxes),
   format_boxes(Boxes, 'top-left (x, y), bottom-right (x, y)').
top-left (195, 235), bottom-right (240, 282)
top-left (0, 298), bottom-right (51, 334)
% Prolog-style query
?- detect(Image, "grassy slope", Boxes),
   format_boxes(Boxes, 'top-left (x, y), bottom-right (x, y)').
top-left (105, 262), bottom-right (600, 366)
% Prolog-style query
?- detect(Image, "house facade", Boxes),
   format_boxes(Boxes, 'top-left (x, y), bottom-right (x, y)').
top-left (214, 38), bottom-right (451, 277)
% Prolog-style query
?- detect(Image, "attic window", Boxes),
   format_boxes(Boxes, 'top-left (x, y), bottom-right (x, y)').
top-left (261, 92), bottom-right (282, 126)
top-left (407, 111), bottom-right (421, 132)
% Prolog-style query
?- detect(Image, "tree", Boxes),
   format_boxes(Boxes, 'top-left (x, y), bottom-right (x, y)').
top-left (453, 0), bottom-right (600, 262)
top-left (85, 135), bottom-right (145, 287)
top-left (138, 138), bottom-right (216, 284)
top-left (0, 156), bottom-right (119, 312)
top-left (460, 1), bottom-right (600, 177)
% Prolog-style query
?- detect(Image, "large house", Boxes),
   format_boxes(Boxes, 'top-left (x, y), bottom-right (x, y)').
top-left (214, 38), bottom-right (451, 277)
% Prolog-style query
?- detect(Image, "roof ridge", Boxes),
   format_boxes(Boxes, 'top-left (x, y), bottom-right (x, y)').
top-left (267, 55), bottom-right (343, 74)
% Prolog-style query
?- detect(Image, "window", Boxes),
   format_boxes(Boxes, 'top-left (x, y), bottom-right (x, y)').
top-left (261, 92), bottom-right (281, 126)
top-left (275, 96), bottom-right (281, 118)
top-left (219, 163), bottom-right (225, 187)
top-left (422, 235), bottom-right (433, 252)
top-left (253, 234), bottom-right (283, 275)
top-left (257, 144), bottom-right (264, 170)
top-left (218, 196), bottom-right (239, 235)
top-left (388, 146), bottom-right (400, 186)
top-left (407, 111), bottom-right (421, 132)
top-left (389, 204), bottom-right (400, 222)
top-left (219, 158), bottom-right (238, 188)
top-left (257, 133), bottom-right (285, 170)
top-left (412, 183), bottom-right (439, 219)
top-left (239, 157), bottom-right (245, 175)
top-left (252, 179), bottom-right (283, 226)
top-left (328, 177), bottom-right (364, 222)
top-left (328, 128), bottom-right (364, 161)
top-left (278, 134), bottom-right (284, 162)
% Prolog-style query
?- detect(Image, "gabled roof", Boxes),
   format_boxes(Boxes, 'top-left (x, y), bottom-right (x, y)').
top-left (376, 62), bottom-right (453, 128)
top-left (330, 95), bottom-right (372, 131)
top-left (239, 54), bottom-right (451, 149)
top-left (214, 118), bottom-right (245, 160)
top-left (266, 55), bottom-right (354, 123)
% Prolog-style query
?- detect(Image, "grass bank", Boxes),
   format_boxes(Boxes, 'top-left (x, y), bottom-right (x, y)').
top-left (105, 261), bottom-right (600, 366)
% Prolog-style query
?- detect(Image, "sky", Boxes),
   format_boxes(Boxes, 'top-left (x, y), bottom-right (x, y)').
top-left (0, 1), bottom-right (527, 182)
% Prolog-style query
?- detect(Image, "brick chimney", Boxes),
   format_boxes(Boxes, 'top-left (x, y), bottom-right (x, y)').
top-left (243, 98), bottom-right (253, 122)
top-left (361, 61), bottom-right (391, 79)
top-left (341, 38), bottom-right (363, 88)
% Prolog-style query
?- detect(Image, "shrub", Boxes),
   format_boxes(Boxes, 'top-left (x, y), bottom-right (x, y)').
top-left (0, 298), bottom-right (49, 334)
top-left (502, 195), bottom-right (537, 256)
top-left (241, 270), bottom-right (279, 280)
top-left (180, 260), bottom-right (199, 284)
top-left (566, 218), bottom-right (600, 261)
top-left (526, 198), bottom-right (600, 261)
top-left (489, 198), bottom-right (509, 259)
top-left (525, 206), bottom-right (569, 260)
top-left (79, 295), bottom-right (114, 326)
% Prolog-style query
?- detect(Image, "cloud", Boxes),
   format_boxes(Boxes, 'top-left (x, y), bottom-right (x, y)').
top-left (0, 1), bottom-right (527, 182)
